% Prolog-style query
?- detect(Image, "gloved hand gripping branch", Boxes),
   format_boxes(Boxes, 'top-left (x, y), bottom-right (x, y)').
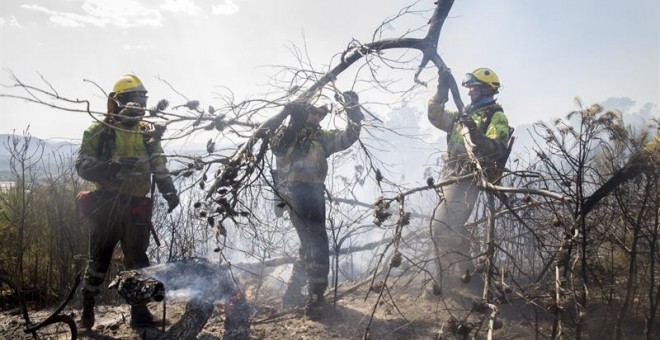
top-left (459, 114), bottom-right (490, 148)
top-left (287, 102), bottom-right (308, 131)
top-left (269, 102), bottom-right (304, 154)
top-left (458, 115), bottom-right (505, 160)
top-left (270, 102), bottom-right (307, 155)
top-left (458, 114), bottom-right (478, 132)
top-left (436, 68), bottom-right (453, 104)
top-left (337, 91), bottom-right (364, 124)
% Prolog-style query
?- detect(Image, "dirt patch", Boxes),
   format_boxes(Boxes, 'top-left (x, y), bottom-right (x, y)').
top-left (1, 281), bottom-right (656, 339)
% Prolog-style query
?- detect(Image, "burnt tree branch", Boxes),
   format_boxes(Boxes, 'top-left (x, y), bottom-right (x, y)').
top-left (206, 0), bottom-right (459, 202)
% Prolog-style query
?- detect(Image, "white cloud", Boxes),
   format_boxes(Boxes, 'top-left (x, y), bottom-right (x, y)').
top-left (80, 0), bottom-right (162, 28)
top-left (161, 0), bottom-right (202, 16)
top-left (21, 4), bottom-right (108, 27)
top-left (212, 0), bottom-right (239, 16)
top-left (0, 15), bottom-right (24, 28)
top-left (49, 15), bottom-right (86, 28)
top-left (18, 0), bottom-right (235, 28)
top-left (122, 43), bottom-right (155, 52)
top-left (21, 1), bottom-right (163, 28)
top-left (20, 4), bottom-right (50, 15)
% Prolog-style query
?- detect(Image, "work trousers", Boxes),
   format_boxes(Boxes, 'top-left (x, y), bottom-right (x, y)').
top-left (431, 173), bottom-right (480, 288)
top-left (286, 182), bottom-right (329, 295)
top-left (82, 191), bottom-right (151, 300)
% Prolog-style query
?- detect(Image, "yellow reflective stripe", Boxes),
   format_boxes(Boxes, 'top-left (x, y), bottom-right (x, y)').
top-left (485, 111), bottom-right (509, 143)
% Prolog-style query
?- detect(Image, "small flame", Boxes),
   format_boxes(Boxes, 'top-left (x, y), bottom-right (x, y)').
top-left (243, 286), bottom-right (254, 300)
top-left (227, 289), bottom-right (246, 310)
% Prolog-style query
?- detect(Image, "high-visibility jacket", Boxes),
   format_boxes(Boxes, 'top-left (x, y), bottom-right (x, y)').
top-left (76, 121), bottom-right (172, 197)
top-left (428, 97), bottom-right (510, 174)
top-left (270, 122), bottom-right (360, 184)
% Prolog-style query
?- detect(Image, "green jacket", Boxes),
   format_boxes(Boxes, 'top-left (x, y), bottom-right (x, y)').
top-left (76, 121), bottom-right (174, 197)
top-left (428, 97), bottom-right (510, 173)
top-left (270, 122), bottom-right (360, 184)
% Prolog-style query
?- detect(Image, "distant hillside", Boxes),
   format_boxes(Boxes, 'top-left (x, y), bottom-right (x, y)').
top-left (0, 134), bottom-right (79, 177)
top-left (0, 133), bottom-right (206, 179)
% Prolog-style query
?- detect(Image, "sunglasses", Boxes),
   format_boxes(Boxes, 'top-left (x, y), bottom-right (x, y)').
top-left (117, 92), bottom-right (148, 105)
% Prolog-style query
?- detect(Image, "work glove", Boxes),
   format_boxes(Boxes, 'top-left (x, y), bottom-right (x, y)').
top-left (459, 115), bottom-right (478, 132)
top-left (285, 102), bottom-right (307, 131)
top-left (341, 91), bottom-right (364, 123)
top-left (117, 157), bottom-right (139, 169)
top-left (342, 90), bottom-right (359, 106)
top-left (155, 179), bottom-right (179, 212)
top-left (100, 160), bottom-right (123, 180)
top-left (162, 192), bottom-right (180, 213)
top-left (436, 69), bottom-right (452, 104)
top-left (459, 115), bottom-right (495, 152)
top-left (112, 157), bottom-right (144, 179)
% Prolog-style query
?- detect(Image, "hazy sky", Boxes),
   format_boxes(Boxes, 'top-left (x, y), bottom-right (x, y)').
top-left (1, 0), bottom-right (658, 144)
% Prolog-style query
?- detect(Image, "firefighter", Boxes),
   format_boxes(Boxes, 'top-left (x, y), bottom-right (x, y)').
top-left (75, 74), bottom-right (179, 329)
top-left (427, 67), bottom-right (511, 295)
top-left (270, 92), bottom-right (363, 319)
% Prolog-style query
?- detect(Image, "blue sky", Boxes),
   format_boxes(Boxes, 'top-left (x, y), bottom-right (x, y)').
top-left (1, 0), bottom-right (658, 144)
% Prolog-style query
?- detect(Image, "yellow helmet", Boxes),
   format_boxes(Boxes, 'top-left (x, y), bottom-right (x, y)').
top-left (462, 68), bottom-right (500, 91)
top-left (107, 74), bottom-right (148, 114)
top-left (111, 74), bottom-right (147, 96)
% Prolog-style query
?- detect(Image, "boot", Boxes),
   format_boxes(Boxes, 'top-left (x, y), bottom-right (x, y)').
top-left (304, 294), bottom-right (327, 321)
top-left (81, 297), bottom-right (95, 329)
top-left (130, 304), bottom-right (155, 328)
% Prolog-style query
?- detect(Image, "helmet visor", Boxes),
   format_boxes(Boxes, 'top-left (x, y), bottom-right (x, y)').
top-left (461, 73), bottom-right (483, 87)
top-left (117, 92), bottom-right (148, 107)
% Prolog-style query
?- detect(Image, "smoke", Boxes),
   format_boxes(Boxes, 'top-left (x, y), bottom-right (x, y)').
top-left (600, 97), bottom-right (658, 129)
top-left (142, 258), bottom-right (240, 303)
top-left (132, 258), bottom-right (251, 339)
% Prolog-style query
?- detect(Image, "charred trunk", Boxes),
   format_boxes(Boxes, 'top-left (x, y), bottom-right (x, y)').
top-left (110, 258), bottom-right (249, 339)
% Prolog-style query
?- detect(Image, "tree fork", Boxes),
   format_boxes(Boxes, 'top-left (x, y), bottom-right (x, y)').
top-left (206, 0), bottom-right (460, 200)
